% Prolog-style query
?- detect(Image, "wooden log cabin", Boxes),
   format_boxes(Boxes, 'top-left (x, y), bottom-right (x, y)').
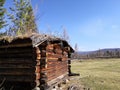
top-left (0, 33), bottom-right (74, 90)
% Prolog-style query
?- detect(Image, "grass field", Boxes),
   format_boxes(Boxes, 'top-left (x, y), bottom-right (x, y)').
top-left (71, 59), bottom-right (120, 90)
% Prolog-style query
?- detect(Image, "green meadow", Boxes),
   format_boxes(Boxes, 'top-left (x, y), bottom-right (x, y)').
top-left (71, 59), bottom-right (120, 90)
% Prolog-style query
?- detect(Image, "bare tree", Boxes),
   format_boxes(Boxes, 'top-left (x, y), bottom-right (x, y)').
top-left (74, 43), bottom-right (79, 52)
top-left (74, 43), bottom-right (79, 59)
top-left (62, 26), bottom-right (69, 42)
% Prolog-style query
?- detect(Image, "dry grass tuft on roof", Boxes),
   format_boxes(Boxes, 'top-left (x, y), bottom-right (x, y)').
top-left (0, 33), bottom-right (60, 43)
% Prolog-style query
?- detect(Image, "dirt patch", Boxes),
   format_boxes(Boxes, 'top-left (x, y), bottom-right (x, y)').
top-left (61, 76), bottom-right (85, 90)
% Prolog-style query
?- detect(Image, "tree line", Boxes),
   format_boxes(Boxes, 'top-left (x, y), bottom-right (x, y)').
top-left (72, 49), bottom-right (120, 59)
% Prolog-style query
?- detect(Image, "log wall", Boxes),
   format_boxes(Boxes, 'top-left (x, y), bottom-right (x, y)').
top-left (0, 39), bottom-right (40, 89)
top-left (46, 43), bottom-right (69, 82)
top-left (0, 39), bottom-right (72, 89)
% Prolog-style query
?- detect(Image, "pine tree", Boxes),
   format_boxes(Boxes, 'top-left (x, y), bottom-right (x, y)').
top-left (0, 0), bottom-right (6, 29)
top-left (25, 5), bottom-right (38, 33)
top-left (8, 0), bottom-right (37, 36)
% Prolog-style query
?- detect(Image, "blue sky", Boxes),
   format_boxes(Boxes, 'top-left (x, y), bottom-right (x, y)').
top-left (4, 0), bottom-right (120, 51)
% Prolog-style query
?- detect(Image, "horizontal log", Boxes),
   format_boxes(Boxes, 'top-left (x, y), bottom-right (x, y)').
top-left (47, 62), bottom-right (67, 66)
top-left (46, 50), bottom-right (62, 54)
top-left (47, 67), bottom-right (67, 72)
top-left (0, 53), bottom-right (33, 58)
top-left (47, 63), bottom-right (67, 68)
top-left (47, 61), bottom-right (66, 64)
top-left (45, 57), bottom-right (58, 61)
top-left (47, 73), bottom-right (68, 85)
top-left (46, 69), bottom-right (56, 73)
top-left (41, 57), bottom-right (68, 62)
top-left (41, 67), bottom-right (55, 71)
top-left (0, 72), bottom-right (34, 76)
top-left (46, 44), bottom-right (68, 53)
top-left (46, 53), bottom-right (68, 58)
top-left (47, 71), bottom-right (67, 76)
top-left (46, 49), bottom-right (63, 54)
top-left (0, 47), bottom-right (32, 54)
top-left (0, 49), bottom-right (33, 54)
top-left (47, 72), bottom-right (67, 80)
top-left (0, 68), bottom-right (34, 73)
top-left (0, 65), bottom-right (33, 69)
top-left (0, 62), bottom-right (34, 65)
top-left (0, 58), bottom-right (34, 64)
top-left (49, 69), bottom-right (67, 73)
top-left (0, 75), bottom-right (35, 82)
top-left (47, 59), bottom-right (68, 62)
top-left (46, 66), bottom-right (68, 72)
top-left (0, 43), bottom-right (32, 48)
top-left (46, 58), bottom-right (68, 62)
top-left (47, 75), bottom-right (56, 80)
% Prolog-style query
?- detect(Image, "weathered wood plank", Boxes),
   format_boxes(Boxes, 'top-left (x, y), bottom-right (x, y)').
top-left (0, 58), bottom-right (32, 63)
top-left (47, 73), bottom-right (68, 84)
top-left (0, 43), bottom-right (32, 48)
top-left (0, 49), bottom-right (32, 54)
top-left (0, 65), bottom-right (33, 68)
top-left (0, 75), bottom-right (35, 82)
top-left (0, 53), bottom-right (33, 57)
top-left (0, 68), bottom-right (34, 73)
top-left (0, 72), bottom-right (34, 75)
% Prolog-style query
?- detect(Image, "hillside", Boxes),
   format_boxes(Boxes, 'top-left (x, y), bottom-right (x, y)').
top-left (73, 48), bottom-right (120, 59)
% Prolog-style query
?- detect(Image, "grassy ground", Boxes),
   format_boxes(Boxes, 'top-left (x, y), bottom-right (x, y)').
top-left (71, 59), bottom-right (120, 90)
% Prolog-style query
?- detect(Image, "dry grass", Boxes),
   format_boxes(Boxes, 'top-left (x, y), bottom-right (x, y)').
top-left (70, 59), bottom-right (120, 90)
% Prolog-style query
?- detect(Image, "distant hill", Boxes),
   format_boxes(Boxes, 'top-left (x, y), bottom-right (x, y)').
top-left (78, 48), bottom-right (120, 55)
top-left (73, 48), bottom-right (120, 59)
